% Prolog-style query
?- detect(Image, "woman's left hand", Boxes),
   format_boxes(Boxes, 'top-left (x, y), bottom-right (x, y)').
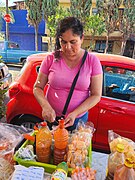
top-left (64, 112), bottom-right (76, 128)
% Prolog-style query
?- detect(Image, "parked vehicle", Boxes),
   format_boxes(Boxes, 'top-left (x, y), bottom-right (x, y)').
top-left (6, 53), bottom-right (135, 152)
top-left (0, 62), bottom-right (12, 90)
top-left (0, 40), bottom-right (45, 64)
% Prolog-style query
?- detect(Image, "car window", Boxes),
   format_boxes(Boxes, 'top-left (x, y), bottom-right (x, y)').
top-left (36, 66), bottom-right (40, 74)
top-left (103, 66), bottom-right (135, 103)
top-left (8, 42), bottom-right (19, 49)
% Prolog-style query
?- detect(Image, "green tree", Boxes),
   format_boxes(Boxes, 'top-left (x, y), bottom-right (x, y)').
top-left (85, 14), bottom-right (106, 51)
top-left (42, 0), bottom-right (59, 51)
top-left (25, 0), bottom-right (43, 51)
top-left (96, 0), bottom-right (120, 53)
top-left (0, 58), bottom-right (7, 119)
top-left (47, 6), bottom-right (70, 38)
top-left (0, 82), bottom-right (7, 119)
top-left (68, 0), bottom-right (92, 25)
top-left (118, 0), bottom-right (135, 57)
top-left (46, 7), bottom-right (70, 51)
top-left (42, 0), bottom-right (59, 22)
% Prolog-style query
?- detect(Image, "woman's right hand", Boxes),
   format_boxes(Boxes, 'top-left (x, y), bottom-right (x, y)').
top-left (42, 106), bottom-right (56, 123)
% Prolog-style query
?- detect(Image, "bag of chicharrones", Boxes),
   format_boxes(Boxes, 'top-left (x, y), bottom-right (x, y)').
top-left (66, 120), bottom-right (95, 169)
top-left (108, 130), bottom-right (135, 162)
top-left (0, 123), bottom-right (24, 180)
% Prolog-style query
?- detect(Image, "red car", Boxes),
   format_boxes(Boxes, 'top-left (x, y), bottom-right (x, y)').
top-left (6, 53), bottom-right (135, 152)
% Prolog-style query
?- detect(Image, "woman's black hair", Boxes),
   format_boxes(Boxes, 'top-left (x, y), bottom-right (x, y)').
top-left (54, 17), bottom-right (84, 59)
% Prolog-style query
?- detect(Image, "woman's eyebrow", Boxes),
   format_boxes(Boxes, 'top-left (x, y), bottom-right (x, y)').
top-left (59, 37), bottom-right (67, 42)
top-left (60, 38), bottom-right (77, 43)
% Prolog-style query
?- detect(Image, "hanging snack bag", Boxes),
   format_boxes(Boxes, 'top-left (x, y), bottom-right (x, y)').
top-left (108, 130), bottom-right (135, 162)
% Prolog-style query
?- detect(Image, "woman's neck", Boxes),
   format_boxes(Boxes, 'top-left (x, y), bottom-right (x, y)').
top-left (62, 49), bottom-right (84, 68)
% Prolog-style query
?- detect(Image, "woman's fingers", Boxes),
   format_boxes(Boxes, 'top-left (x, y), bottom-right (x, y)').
top-left (42, 109), bottom-right (56, 123)
top-left (64, 117), bottom-right (74, 128)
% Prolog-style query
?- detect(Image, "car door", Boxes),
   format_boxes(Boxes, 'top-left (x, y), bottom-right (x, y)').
top-left (7, 42), bottom-right (20, 63)
top-left (94, 65), bottom-right (135, 151)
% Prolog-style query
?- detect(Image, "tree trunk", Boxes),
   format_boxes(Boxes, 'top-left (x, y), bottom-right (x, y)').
top-left (50, 36), bottom-right (52, 52)
top-left (132, 42), bottom-right (135, 59)
top-left (120, 40), bottom-right (127, 56)
top-left (89, 35), bottom-right (95, 51)
top-left (105, 32), bottom-right (109, 54)
top-left (35, 24), bottom-right (38, 51)
top-left (120, 33), bottom-right (129, 56)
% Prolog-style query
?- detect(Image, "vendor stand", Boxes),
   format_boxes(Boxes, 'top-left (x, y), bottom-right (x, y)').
top-left (0, 123), bottom-right (135, 180)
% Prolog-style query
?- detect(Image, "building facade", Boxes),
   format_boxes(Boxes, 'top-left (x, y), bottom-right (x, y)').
top-left (2, 9), bottom-right (46, 51)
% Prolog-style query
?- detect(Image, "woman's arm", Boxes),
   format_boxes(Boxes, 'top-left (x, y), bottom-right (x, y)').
top-left (33, 72), bottom-right (56, 123)
top-left (65, 73), bottom-right (103, 127)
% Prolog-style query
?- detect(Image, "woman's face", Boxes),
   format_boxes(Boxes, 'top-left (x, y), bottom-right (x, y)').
top-left (59, 29), bottom-right (84, 59)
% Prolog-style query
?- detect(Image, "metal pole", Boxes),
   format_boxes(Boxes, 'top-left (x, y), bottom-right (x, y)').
top-left (6, 0), bottom-right (9, 41)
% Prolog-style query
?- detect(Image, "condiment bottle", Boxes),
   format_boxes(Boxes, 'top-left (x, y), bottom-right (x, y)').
top-left (106, 143), bottom-right (125, 180)
top-left (51, 162), bottom-right (68, 180)
top-left (53, 119), bottom-right (69, 165)
top-left (114, 158), bottom-right (135, 180)
top-left (36, 121), bottom-right (52, 163)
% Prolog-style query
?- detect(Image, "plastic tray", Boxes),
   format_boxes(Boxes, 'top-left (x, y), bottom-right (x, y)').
top-left (14, 136), bottom-right (92, 176)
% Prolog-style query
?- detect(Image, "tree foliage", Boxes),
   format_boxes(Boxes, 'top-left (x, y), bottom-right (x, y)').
top-left (96, 0), bottom-right (121, 53)
top-left (41, 0), bottom-right (60, 51)
top-left (25, 0), bottom-right (43, 51)
top-left (47, 6), bottom-right (70, 38)
top-left (42, 0), bottom-right (59, 23)
top-left (0, 59), bottom-right (6, 119)
top-left (46, 6), bottom-right (70, 51)
top-left (68, 0), bottom-right (92, 25)
top-left (118, 0), bottom-right (135, 56)
top-left (0, 7), bottom-right (14, 31)
top-left (0, 82), bottom-right (6, 119)
top-left (85, 14), bottom-right (105, 50)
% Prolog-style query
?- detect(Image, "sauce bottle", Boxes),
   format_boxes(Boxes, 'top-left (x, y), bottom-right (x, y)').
top-left (53, 119), bottom-right (69, 165)
top-left (114, 158), bottom-right (135, 180)
top-left (36, 122), bottom-right (52, 163)
top-left (106, 144), bottom-right (125, 180)
top-left (51, 162), bottom-right (68, 180)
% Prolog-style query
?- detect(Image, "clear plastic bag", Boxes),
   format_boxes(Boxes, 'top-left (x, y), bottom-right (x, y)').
top-left (0, 123), bottom-right (33, 180)
top-left (108, 130), bottom-right (135, 162)
top-left (67, 121), bottom-right (95, 168)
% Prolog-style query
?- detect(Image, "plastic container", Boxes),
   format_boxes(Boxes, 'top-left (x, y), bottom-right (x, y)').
top-left (53, 119), bottom-right (69, 165)
top-left (36, 122), bottom-right (52, 163)
top-left (13, 132), bottom-right (92, 176)
top-left (106, 144), bottom-right (125, 180)
top-left (114, 158), bottom-right (135, 180)
top-left (51, 162), bottom-right (68, 180)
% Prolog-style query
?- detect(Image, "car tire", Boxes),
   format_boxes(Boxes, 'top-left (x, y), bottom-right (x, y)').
top-left (11, 114), bottom-right (42, 129)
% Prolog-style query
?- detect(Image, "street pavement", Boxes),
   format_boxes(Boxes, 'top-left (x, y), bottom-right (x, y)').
top-left (8, 65), bottom-right (22, 81)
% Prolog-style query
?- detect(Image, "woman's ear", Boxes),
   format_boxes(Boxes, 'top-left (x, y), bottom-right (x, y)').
top-left (81, 34), bottom-right (84, 43)
top-left (82, 33), bottom-right (84, 39)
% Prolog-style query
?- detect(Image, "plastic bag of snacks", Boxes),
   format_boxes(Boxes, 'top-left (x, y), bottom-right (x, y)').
top-left (67, 121), bottom-right (95, 168)
top-left (108, 130), bottom-right (135, 162)
top-left (71, 167), bottom-right (96, 180)
top-left (0, 123), bottom-right (28, 180)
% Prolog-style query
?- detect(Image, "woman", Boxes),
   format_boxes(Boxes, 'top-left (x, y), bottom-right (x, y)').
top-left (33, 17), bottom-right (103, 131)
